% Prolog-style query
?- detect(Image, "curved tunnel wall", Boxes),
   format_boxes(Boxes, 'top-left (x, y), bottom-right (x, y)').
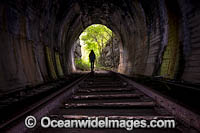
top-left (0, 0), bottom-right (200, 92)
top-left (160, 0), bottom-right (181, 79)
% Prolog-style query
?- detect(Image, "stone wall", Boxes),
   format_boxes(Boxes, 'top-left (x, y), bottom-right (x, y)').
top-left (99, 36), bottom-right (120, 69)
top-left (180, 0), bottom-right (200, 83)
top-left (73, 40), bottom-right (82, 60)
top-left (160, 1), bottom-right (181, 79)
top-left (0, 1), bottom-right (64, 92)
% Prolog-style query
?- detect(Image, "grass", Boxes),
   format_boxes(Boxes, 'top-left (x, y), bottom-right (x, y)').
top-left (75, 58), bottom-right (114, 71)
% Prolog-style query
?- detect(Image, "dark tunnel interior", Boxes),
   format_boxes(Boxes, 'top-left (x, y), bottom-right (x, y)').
top-left (0, 0), bottom-right (200, 132)
top-left (1, 0), bottom-right (200, 91)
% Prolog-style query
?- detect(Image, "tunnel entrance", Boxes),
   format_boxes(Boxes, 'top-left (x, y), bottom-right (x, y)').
top-left (73, 24), bottom-right (120, 71)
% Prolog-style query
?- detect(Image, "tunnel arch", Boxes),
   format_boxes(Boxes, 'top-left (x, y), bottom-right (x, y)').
top-left (65, 22), bottom-right (125, 73)
top-left (159, 0), bottom-right (183, 79)
top-left (71, 23), bottom-right (121, 71)
top-left (0, 0), bottom-right (200, 92)
top-left (59, 0), bottom-right (148, 75)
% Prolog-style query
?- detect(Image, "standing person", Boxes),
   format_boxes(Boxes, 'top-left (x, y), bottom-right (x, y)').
top-left (89, 50), bottom-right (96, 72)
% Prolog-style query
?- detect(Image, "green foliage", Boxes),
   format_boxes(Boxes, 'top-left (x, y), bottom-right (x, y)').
top-left (80, 24), bottom-right (112, 64)
top-left (75, 58), bottom-right (90, 71)
top-left (75, 24), bottom-right (113, 71)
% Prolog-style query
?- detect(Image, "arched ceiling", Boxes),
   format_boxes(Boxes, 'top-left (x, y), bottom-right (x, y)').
top-left (1, 0), bottom-right (200, 92)
top-left (57, 0), bottom-right (148, 74)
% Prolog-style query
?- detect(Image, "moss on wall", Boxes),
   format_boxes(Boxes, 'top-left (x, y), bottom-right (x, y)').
top-left (160, 9), bottom-right (180, 79)
top-left (55, 52), bottom-right (64, 77)
top-left (45, 47), bottom-right (57, 80)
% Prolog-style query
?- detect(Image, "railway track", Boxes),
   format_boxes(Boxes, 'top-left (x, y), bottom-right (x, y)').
top-left (1, 71), bottom-right (200, 132)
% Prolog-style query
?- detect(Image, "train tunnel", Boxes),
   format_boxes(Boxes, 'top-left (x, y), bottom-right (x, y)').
top-left (1, 0), bottom-right (200, 92)
top-left (0, 0), bottom-right (200, 132)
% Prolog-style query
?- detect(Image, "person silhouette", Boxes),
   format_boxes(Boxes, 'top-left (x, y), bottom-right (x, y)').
top-left (89, 50), bottom-right (96, 72)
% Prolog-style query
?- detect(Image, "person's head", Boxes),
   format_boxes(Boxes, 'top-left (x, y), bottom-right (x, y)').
top-left (91, 50), bottom-right (94, 52)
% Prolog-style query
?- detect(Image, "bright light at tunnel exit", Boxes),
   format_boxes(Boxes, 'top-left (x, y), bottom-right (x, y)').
top-left (80, 37), bottom-right (89, 63)
top-left (78, 24), bottom-right (113, 66)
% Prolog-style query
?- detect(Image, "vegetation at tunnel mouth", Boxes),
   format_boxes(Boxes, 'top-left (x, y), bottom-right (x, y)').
top-left (75, 24), bottom-right (114, 71)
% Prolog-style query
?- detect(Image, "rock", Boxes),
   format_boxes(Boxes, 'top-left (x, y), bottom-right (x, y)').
top-left (74, 40), bottom-right (82, 59)
top-left (99, 36), bottom-right (120, 69)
